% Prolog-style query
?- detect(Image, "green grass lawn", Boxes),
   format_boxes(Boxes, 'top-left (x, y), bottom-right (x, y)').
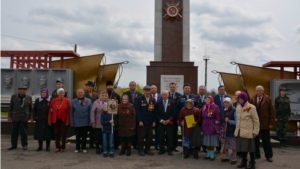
top-left (1, 112), bottom-right (8, 117)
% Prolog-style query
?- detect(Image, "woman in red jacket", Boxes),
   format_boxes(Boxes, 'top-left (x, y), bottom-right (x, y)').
top-left (48, 88), bottom-right (70, 153)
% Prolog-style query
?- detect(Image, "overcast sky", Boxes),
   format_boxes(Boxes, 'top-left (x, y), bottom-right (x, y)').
top-left (1, 0), bottom-right (299, 92)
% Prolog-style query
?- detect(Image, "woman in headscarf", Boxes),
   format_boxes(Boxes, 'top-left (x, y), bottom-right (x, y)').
top-left (33, 88), bottom-right (54, 151)
top-left (219, 97), bottom-right (237, 164)
top-left (178, 99), bottom-right (201, 159)
top-left (117, 94), bottom-right (136, 156)
top-left (48, 88), bottom-right (70, 153)
top-left (90, 91), bottom-right (108, 154)
top-left (202, 96), bottom-right (220, 161)
top-left (235, 92), bottom-right (259, 169)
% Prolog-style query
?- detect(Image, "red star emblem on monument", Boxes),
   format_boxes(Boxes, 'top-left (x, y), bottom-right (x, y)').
top-left (162, 0), bottom-right (183, 21)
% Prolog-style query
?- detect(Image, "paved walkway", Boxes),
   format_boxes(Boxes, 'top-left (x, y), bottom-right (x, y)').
top-left (1, 135), bottom-right (300, 169)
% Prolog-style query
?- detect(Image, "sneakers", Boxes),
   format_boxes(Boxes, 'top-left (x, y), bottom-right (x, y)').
top-left (75, 150), bottom-right (79, 153)
top-left (82, 149), bottom-right (87, 153)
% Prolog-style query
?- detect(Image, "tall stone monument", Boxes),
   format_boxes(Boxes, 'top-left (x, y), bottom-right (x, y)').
top-left (147, 0), bottom-right (198, 94)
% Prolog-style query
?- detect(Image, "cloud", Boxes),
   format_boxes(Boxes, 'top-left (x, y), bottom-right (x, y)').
top-left (294, 24), bottom-right (300, 44)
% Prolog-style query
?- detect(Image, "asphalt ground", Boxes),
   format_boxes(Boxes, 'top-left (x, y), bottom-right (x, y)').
top-left (1, 134), bottom-right (300, 169)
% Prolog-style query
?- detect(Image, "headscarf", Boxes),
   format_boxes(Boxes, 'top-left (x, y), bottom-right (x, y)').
top-left (237, 92), bottom-right (248, 107)
top-left (185, 99), bottom-right (194, 109)
top-left (41, 87), bottom-right (49, 100)
top-left (203, 96), bottom-right (215, 111)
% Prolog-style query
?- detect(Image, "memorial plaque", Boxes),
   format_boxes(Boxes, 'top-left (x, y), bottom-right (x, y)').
top-left (160, 75), bottom-right (184, 94)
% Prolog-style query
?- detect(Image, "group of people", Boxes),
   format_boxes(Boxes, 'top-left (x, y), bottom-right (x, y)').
top-left (7, 78), bottom-right (292, 169)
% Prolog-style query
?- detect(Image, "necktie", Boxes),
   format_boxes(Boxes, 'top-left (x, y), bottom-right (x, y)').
top-left (131, 92), bottom-right (135, 103)
top-left (163, 101), bottom-right (167, 112)
top-left (201, 96), bottom-right (204, 102)
top-left (153, 94), bottom-right (156, 101)
top-left (171, 93), bottom-right (174, 99)
top-left (257, 97), bottom-right (261, 107)
top-left (220, 95), bottom-right (224, 104)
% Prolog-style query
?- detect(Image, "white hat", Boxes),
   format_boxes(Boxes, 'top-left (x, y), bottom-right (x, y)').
top-left (223, 97), bottom-right (232, 104)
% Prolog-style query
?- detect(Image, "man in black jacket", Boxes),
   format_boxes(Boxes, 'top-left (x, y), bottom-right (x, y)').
top-left (155, 90), bottom-right (176, 156)
top-left (8, 86), bottom-right (33, 150)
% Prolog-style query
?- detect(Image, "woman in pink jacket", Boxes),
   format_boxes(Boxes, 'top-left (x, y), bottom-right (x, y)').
top-left (90, 91), bottom-right (108, 154)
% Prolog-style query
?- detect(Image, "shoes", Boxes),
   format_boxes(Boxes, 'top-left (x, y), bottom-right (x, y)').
top-left (246, 162), bottom-right (256, 169)
top-left (109, 154), bottom-right (114, 158)
top-left (145, 150), bottom-right (154, 156)
top-left (60, 149), bottom-right (64, 153)
top-left (158, 150), bottom-right (166, 155)
top-left (119, 147), bottom-right (126, 155)
top-left (36, 147), bottom-right (42, 151)
top-left (82, 149), bottom-right (87, 153)
top-left (75, 150), bottom-right (79, 153)
top-left (168, 152), bottom-right (173, 156)
top-left (96, 147), bottom-right (101, 154)
top-left (138, 151), bottom-right (145, 156)
top-left (8, 146), bottom-right (17, 150)
top-left (183, 148), bottom-right (189, 159)
top-left (215, 150), bottom-right (220, 154)
top-left (23, 146), bottom-right (27, 150)
top-left (173, 148), bottom-right (179, 152)
top-left (237, 160), bottom-right (248, 168)
top-left (55, 149), bottom-right (60, 153)
top-left (267, 158), bottom-right (273, 162)
top-left (155, 147), bottom-right (159, 151)
top-left (103, 154), bottom-right (108, 158)
top-left (126, 147), bottom-right (131, 156)
top-left (209, 157), bottom-right (215, 161)
top-left (46, 147), bottom-right (50, 152)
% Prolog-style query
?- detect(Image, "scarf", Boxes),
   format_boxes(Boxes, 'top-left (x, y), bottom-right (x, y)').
top-left (203, 95), bottom-right (215, 111)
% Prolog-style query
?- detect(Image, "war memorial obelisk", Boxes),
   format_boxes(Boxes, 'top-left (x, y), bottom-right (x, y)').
top-left (147, 0), bottom-right (198, 94)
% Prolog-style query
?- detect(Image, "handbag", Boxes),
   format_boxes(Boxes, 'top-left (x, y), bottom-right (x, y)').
top-left (190, 125), bottom-right (202, 147)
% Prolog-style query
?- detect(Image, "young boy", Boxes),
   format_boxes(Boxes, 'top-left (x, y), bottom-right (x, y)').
top-left (101, 103), bottom-right (117, 158)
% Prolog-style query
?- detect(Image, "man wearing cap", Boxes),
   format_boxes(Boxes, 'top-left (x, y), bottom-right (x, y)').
top-left (106, 80), bottom-right (121, 149)
top-left (249, 85), bottom-right (275, 162)
top-left (51, 77), bottom-right (68, 99)
top-left (84, 81), bottom-right (99, 148)
top-left (135, 85), bottom-right (156, 156)
top-left (8, 86), bottom-right (33, 150)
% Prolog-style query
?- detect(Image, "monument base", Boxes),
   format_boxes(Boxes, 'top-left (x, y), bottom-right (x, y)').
top-left (146, 61), bottom-right (198, 94)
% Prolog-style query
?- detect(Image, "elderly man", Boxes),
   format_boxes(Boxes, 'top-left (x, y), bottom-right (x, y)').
top-left (249, 85), bottom-right (275, 162)
top-left (70, 89), bottom-right (92, 153)
top-left (84, 81), bottom-right (98, 148)
top-left (213, 85), bottom-right (231, 154)
top-left (155, 90), bottom-right (176, 156)
top-left (135, 86), bottom-right (156, 156)
top-left (8, 86), bottom-right (33, 150)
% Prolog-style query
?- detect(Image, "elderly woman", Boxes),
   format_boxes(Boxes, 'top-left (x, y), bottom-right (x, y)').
top-left (202, 96), bottom-right (220, 161)
top-left (91, 91), bottom-right (108, 154)
top-left (219, 98), bottom-right (237, 164)
top-left (275, 88), bottom-right (291, 147)
top-left (235, 92), bottom-right (259, 169)
top-left (48, 88), bottom-right (70, 153)
top-left (70, 89), bottom-right (92, 153)
top-left (117, 94), bottom-right (136, 156)
top-left (33, 88), bottom-right (54, 151)
top-left (178, 99), bottom-right (201, 159)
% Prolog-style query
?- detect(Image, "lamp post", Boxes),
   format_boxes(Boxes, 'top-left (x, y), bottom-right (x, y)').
top-left (203, 48), bottom-right (210, 87)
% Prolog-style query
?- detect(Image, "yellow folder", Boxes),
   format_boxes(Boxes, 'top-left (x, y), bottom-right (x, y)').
top-left (185, 115), bottom-right (195, 128)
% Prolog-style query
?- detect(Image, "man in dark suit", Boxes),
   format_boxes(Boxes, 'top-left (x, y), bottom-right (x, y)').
top-left (213, 85), bottom-right (231, 154)
top-left (123, 81), bottom-right (142, 149)
top-left (196, 85), bottom-right (208, 152)
top-left (123, 81), bottom-right (142, 105)
top-left (175, 83), bottom-right (198, 152)
top-left (168, 82), bottom-right (182, 152)
top-left (8, 86), bottom-right (33, 150)
top-left (151, 85), bottom-right (162, 150)
top-left (135, 86), bottom-right (156, 156)
top-left (155, 90), bottom-right (176, 156)
top-left (84, 81), bottom-right (99, 148)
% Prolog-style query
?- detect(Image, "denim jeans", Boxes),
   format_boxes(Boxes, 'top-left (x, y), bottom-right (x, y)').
top-left (102, 133), bottom-right (114, 154)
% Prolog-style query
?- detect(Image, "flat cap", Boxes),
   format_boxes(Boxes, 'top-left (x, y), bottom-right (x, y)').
top-left (18, 85), bottom-right (27, 89)
top-left (143, 85), bottom-right (151, 90)
top-left (56, 77), bottom-right (63, 83)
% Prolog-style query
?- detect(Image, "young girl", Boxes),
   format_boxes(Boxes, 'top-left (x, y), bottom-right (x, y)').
top-left (101, 103), bottom-right (117, 158)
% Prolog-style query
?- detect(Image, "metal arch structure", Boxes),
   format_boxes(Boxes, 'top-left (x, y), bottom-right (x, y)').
top-left (1, 50), bottom-right (80, 69)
